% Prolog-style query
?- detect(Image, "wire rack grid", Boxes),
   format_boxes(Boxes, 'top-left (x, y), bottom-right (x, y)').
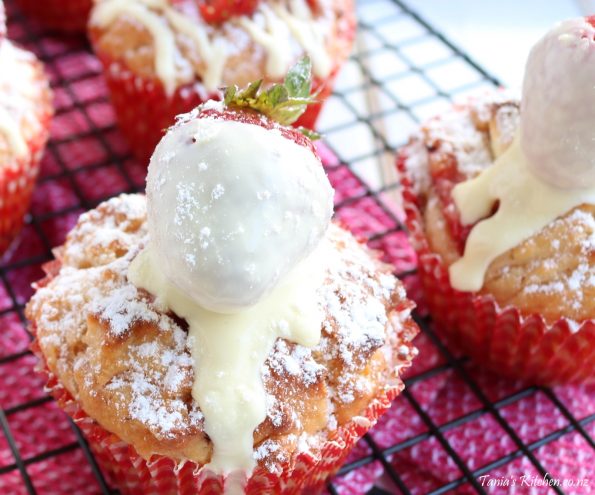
top-left (0, 0), bottom-right (593, 494)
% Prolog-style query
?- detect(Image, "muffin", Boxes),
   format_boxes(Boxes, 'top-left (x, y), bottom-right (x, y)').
top-left (398, 18), bottom-right (595, 385)
top-left (88, 0), bottom-right (356, 163)
top-left (27, 63), bottom-right (418, 494)
top-left (15, 0), bottom-right (92, 33)
top-left (0, 23), bottom-right (53, 255)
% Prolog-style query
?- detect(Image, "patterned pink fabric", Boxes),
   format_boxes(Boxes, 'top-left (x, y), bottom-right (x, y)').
top-left (0, 2), bottom-right (594, 494)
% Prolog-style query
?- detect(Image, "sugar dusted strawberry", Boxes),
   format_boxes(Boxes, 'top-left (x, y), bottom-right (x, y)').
top-left (198, 0), bottom-right (260, 24)
top-left (144, 57), bottom-right (332, 314)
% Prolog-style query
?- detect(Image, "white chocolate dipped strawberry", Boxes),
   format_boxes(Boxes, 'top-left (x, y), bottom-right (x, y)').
top-left (144, 58), bottom-right (333, 313)
top-left (521, 16), bottom-right (595, 189)
top-left (128, 59), bottom-right (334, 478)
top-left (450, 17), bottom-right (595, 292)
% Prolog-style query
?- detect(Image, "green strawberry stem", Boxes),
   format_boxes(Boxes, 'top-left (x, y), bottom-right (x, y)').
top-left (223, 57), bottom-right (321, 139)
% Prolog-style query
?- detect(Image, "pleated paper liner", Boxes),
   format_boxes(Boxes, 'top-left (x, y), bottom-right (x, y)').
top-left (397, 148), bottom-right (595, 385)
top-left (30, 256), bottom-right (419, 495)
top-left (89, 38), bottom-right (347, 165)
top-left (0, 61), bottom-right (52, 256)
top-left (14, 0), bottom-right (92, 33)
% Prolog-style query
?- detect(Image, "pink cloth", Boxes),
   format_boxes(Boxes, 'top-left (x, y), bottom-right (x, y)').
top-left (0, 7), bottom-right (593, 494)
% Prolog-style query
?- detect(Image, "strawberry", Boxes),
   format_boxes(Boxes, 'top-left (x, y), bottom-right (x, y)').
top-left (198, 0), bottom-right (260, 24)
top-left (587, 15), bottom-right (595, 28)
top-left (198, 56), bottom-right (320, 155)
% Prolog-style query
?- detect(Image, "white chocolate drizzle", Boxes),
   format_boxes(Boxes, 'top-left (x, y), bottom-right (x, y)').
top-left (238, 4), bottom-right (292, 79)
top-left (272, 0), bottom-right (332, 78)
top-left (91, 0), bottom-right (333, 95)
top-left (91, 0), bottom-right (185, 95)
top-left (128, 238), bottom-right (328, 479)
top-left (449, 132), bottom-right (595, 292)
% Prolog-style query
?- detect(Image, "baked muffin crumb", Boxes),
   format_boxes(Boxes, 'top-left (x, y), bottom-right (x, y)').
top-left (27, 194), bottom-right (417, 467)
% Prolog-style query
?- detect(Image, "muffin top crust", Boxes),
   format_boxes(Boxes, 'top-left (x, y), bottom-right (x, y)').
top-left (26, 194), bottom-right (417, 469)
top-left (402, 93), bottom-right (595, 323)
top-left (89, 0), bottom-right (355, 94)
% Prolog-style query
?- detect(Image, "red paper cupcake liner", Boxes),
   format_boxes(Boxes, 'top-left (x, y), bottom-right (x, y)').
top-left (30, 257), bottom-right (418, 494)
top-left (90, 42), bottom-right (345, 164)
top-left (0, 89), bottom-right (52, 256)
top-left (397, 149), bottom-right (595, 385)
top-left (15, 0), bottom-right (92, 33)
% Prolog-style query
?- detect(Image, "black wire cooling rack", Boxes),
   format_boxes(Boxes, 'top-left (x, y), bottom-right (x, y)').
top-left (0, 0), bottom-right (594, 494)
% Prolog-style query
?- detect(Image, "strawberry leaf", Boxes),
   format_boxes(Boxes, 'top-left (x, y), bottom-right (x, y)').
top-left (222, 57), bottom-right (318, 126)
top-left (237, 79), bottom-right (263, 100)
top-left (284, 56), bottom-right (312, 98)
top-left (298, 126), bottom-right (321, 141)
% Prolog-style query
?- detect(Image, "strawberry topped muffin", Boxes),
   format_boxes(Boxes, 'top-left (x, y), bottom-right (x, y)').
top-left (15, 0), bottom-right (93, 33)
top-left (398, 18), bottom-right (595, 385)
top-left (27, 61), bottom-right (418, 494)
top-left (88, 0), bottom-right (355, 163)
top-left (0, 12), bottom-right (53, 255)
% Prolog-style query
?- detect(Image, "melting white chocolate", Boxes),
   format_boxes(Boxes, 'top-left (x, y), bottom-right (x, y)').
top-left (128, 237), bottom-right (327, 477)
top-left (448, 18), bottom-right (595, 292)
top-left (128, 98), bottom-right (334, 479)
top-left (449, 133), bottom-right (595, 292)
top-left (91, 0), bottom-right (333, 95)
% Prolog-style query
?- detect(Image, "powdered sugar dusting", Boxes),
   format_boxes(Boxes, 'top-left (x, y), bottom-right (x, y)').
top-left (265, 339), bottom-right (324, 387)
top-left (521, 208), bottom-right (595, 312)
top-left (62, 194), bottom-right (147, 267)
top-left (28, 194), bottom-right (414, 466)
top-left (424, 109), bottom-right (492, 178)
top-left (404, 90), bottom-right (521, 195)
top-left (90, 283), bottom-right (177, 337)
top-left (321, 225), bottom-right (397, 365)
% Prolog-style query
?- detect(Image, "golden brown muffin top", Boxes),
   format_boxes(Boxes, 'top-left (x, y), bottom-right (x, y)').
top-left (26, 194), bottom-right (417, 469)
top-left (89, 0), bottom-right (355, 93)
top-left (402, 93), bottom-right (595, 323)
